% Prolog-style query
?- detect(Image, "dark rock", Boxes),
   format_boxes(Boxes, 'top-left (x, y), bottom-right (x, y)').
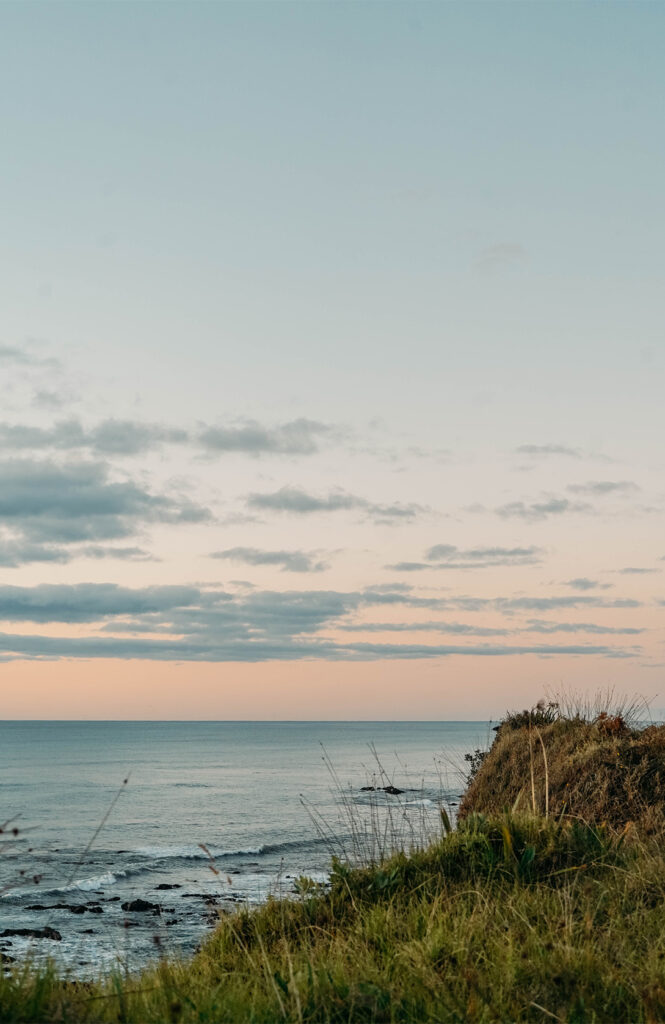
top-left (165, 918), bottom-right (178, 925)
top-left (121, 899), bottom-right (159, 913)
top-left (105, 896), bottom-right (121, 902)
top-left (1, 927), bottom-right (62, 941)
top-left (26, 902), bottom-right (102, 915)
top-left (360, 786), bottom-right (376, 792)
top-left (155, 883), bottom-right (181, 890)
top-left (383, 785), bottom-right (404, 796)
top-left (1, 953), bottom-right (16, 963)
top-left (81, 929), bottom-right (95, 935)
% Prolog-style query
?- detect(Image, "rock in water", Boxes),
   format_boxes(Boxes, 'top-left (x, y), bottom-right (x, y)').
top-left (121, 899), bottom-right (160, 913)
top-left (1, 927), bottom-right (62, 941)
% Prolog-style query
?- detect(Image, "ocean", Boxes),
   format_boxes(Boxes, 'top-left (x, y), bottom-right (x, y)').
top-left (0, 720), bottom-right (491, 976)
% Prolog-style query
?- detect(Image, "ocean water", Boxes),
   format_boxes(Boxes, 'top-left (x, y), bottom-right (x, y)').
top-left (0, 721), bottom-right (491, 976)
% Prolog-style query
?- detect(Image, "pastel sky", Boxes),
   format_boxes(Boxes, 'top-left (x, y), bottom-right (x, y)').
top-left (1, 2), bottom-right (663, 719)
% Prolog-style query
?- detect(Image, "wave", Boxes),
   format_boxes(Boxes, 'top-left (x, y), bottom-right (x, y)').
top-left (63, 870), bottom-right (128, 891)
top-left (134, 845), bottom-right (263, 861)
top-left (258, 837), bottom-right (333, 856)
top-left (2, 837), bottom-right (336, 901)
top-left (133, 836), bottom-right (332, 863)
top-left (3, 868), bottom-right (138, 900)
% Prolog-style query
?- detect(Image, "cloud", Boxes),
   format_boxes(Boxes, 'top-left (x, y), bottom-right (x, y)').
top-left (523, 619), bottom-right (643, 635)
top-left (339, 621), bottom-right (510, 637)
top-left (565, 578), bottom-right (612, 591)
top-left (0, 540), bottom-right (71, 568)
top-left (0, 416), bottom-right (334, 458)
top-left (247, 487), bottom-right (358, 515)
top-left (0, 583), bottom-right (201, 623)
top-left (199, 419), bottom-right (332, 456)
top-left (387, 562), bottom-right (433, 572)
top-left (246, 486), bottom-right (422, 522)
top-left (387, 545), bottom-right (543, 571)
top-left (567, 481), bottom-right (638, 496)
top-left (475, 243), bottom-right (526, 272)
top-left (0, 582), bottom-right (426, 636)
top-left (338, 641), bottom-right (631, 661)
top-left (0, 345), bottom-right (33, 366)
top-left (516, 444), bottom-right (581, 459)
top-left (0, 581), bottom-right (639, 662)
top-left (32, 389), bottom-right (71, 411)
top-left (0, 539), bottom-right (153, 568)
top-left (0, 629), bottom-right (630, 663)
top-left (91, 421), bottom-right (189, 455)
top-left (77, 545), bottom-right (155, 562)
top-left (211, 547), bottom-right (328, 573)
top-left (0, 419), bottom-right (188, 456)
top-left (614, 567), bottom-right (659, 575)
top-left (352, 590), bottom-right (642, 616)
top-left (495, 498), bottom-right (591, 521)
top-left (0, 344), bottom-right (60, 369)
top-left (359, 586), bottom-right (448, 610)
top-left (0, 459), bottom-right (210, 564)
top-left (426, 544), bottom-right (541, 565)
top-left (496, 595), bottom-right (642, 612)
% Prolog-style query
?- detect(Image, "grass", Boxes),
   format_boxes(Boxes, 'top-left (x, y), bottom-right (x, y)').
top-left (3, 701), bottom-right (665, 1023)
top-left (460, 698), bottom-right (665, 834)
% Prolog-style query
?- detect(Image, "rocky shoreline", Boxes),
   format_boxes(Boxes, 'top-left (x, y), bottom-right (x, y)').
top-left (0, 874), bottom-right (306, 975)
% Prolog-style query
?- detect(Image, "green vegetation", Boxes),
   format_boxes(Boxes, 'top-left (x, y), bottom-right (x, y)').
top-left (3, 702), bottom-right (665, 1023)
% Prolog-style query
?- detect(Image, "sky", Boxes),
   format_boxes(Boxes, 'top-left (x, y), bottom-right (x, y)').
top-left (0, 1), bottom-right (663, 720)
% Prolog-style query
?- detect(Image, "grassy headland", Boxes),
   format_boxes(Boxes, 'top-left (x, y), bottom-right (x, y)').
top-left (3, 702), bottom-right (665, 1023)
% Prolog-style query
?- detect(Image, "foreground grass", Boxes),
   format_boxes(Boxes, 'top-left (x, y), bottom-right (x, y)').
top-left (3, 813), bottom-right (665, 1023)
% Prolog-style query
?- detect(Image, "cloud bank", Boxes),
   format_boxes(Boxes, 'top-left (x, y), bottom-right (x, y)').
top-left (0, 582), bottom-right (640, 663)
top-left (0, 417), bottom-right (334, 458)
top-left (0, 459), bottom-right (210, 566)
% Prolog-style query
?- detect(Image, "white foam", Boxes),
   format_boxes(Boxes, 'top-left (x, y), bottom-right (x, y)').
top-left (2, 869), bottom-right (128, 899)
top-left (68, 870), bottom-right (125, 891)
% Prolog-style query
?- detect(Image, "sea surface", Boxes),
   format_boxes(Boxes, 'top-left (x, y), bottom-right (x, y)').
top-left (0, 721), bottom-right (491, 976)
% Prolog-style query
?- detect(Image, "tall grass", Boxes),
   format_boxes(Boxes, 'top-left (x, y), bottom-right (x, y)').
top-left (546, 686), bottom-right (653, 729)
top-left (300, 745), bottom-right (454, 868)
